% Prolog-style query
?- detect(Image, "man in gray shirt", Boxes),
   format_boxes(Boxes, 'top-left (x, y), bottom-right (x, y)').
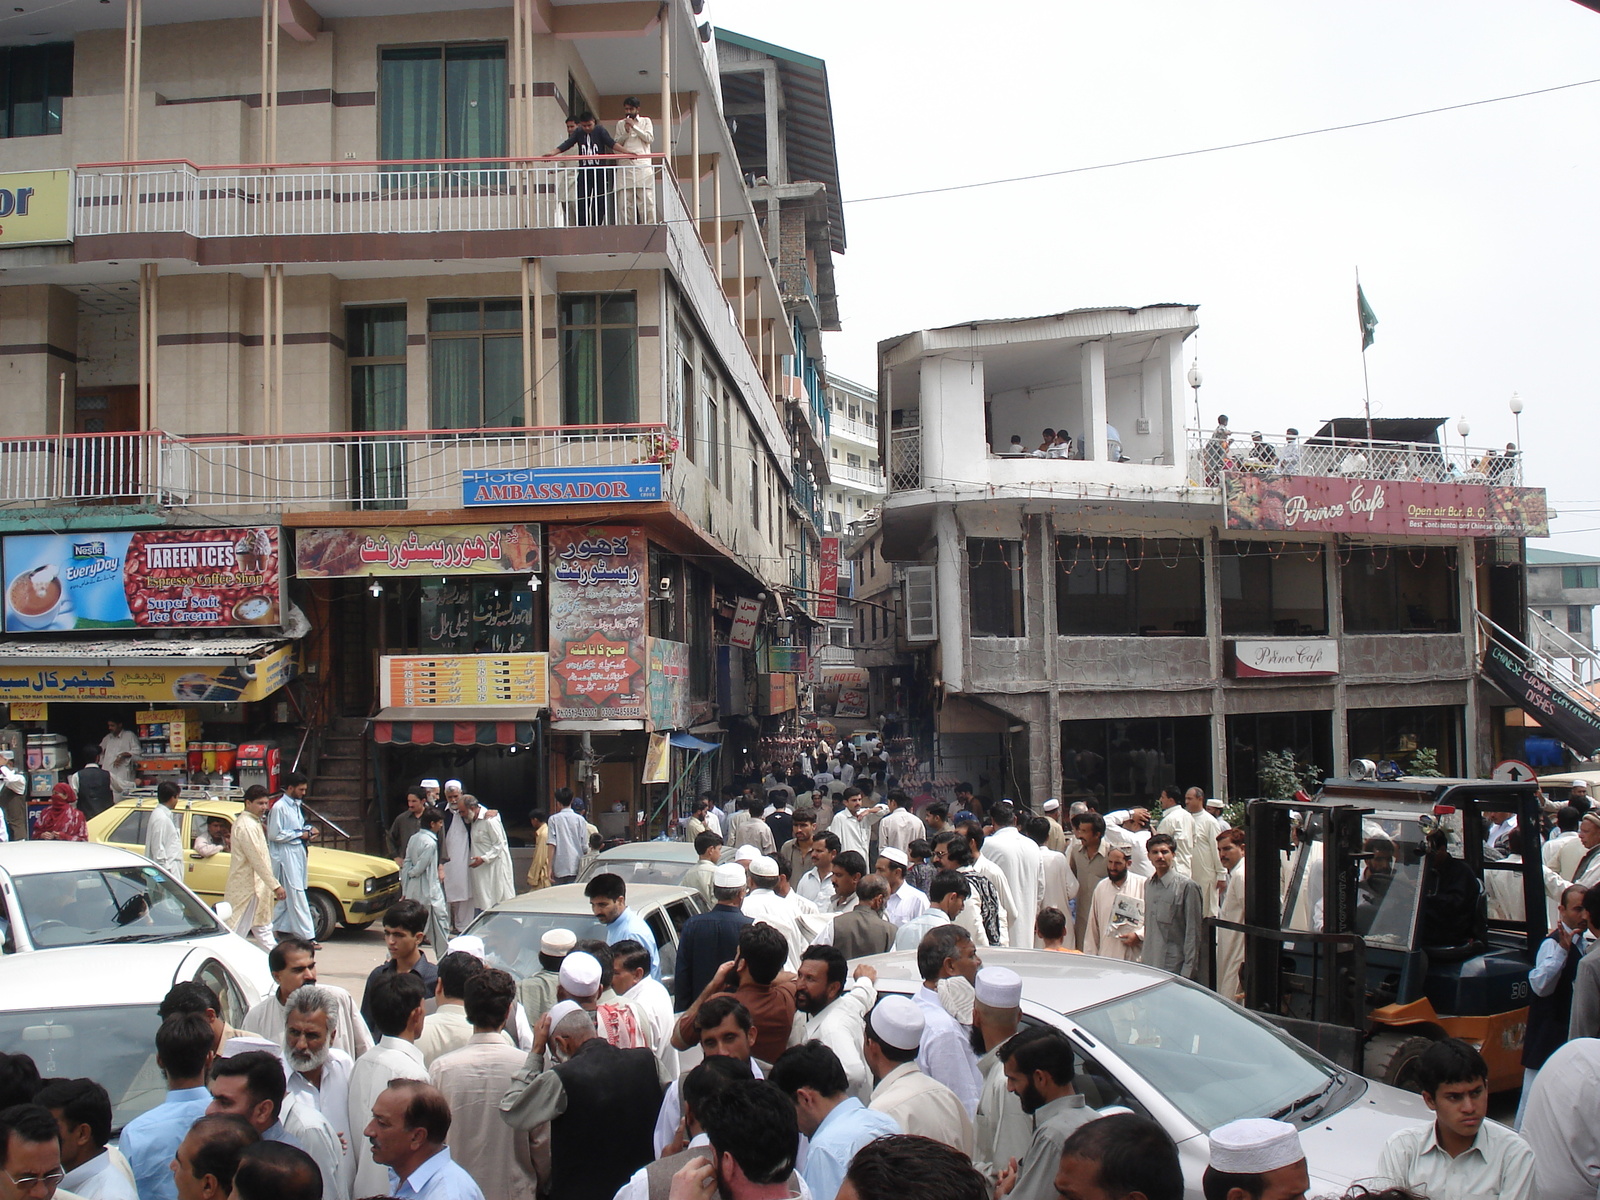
top-left (993, 1027), bottom-right (1096, 1200)
top-left (547, 788), bottom-right (589, 884)
top-left (1141, 833), bottom-right (1203, 981)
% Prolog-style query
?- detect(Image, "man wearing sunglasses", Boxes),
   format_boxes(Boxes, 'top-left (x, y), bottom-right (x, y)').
top-left (0, 1105), bottom-right (67, 1200)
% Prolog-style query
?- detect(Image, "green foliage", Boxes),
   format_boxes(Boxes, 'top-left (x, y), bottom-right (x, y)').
top-left (1409, 746), bottom-right (1443, 777)
top-left (1257, 749), bottom-right (1322, 801)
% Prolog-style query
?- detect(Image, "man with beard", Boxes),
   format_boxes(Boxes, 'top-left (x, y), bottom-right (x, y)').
top-left (1082, 845), bottom-right (1145, 962)
top-left (992, 1029), bottom-right (1097, 1200)
top-left (970, 968), bottom-right (1031, 1187)
top-left (769, 1043), bottom-right (901, 1200)
top-left (793, 947), bottom-right (876, 1100)
top-left (205, 1051), bottom-right (343, 1200)
top-left (283, 986), bottom-right (356, 1199)
top-left (667, 1080), bottom-right (800, 1200)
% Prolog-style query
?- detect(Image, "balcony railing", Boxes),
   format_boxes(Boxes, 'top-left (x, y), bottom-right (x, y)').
top-left (0, 425), bottom-right (672, 513)
top-left (1184, 431), bottom-right (1524, 488)
top-left (831, 415), bottom-right (878, 445)
top-left (75, 155), bottom-right (668, 239)
top-left (831, 462), bottom-right (885, 492)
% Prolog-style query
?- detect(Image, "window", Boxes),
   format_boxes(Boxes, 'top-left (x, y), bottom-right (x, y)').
top-left (678, 347), bottom-right (696, 463)
top-left (0, 44), bottom-right (71, 138)
top-left (1056, 537), bottom-right (1207, 637)
top-left (429, 300), bottom-right (522, 429)
top-left (968, 538), bottom-right (1023, 638)
top-left (560, 293), bottom-right (638, 424)
top-left (1219, 542), bottom-right (1327, 635)
top-left (722, 390), bottom-right (734, 497)
top-left (847, 453), bottom-right (862, 468)
top-left (348, 306), bottom-right (408, 506)
top-left (1570, 605), bottom-right (1586, 634)
top-left (1061, 716), bottom-right (1211, 809)
top-left (1565, 566), bottom-right (1600, 590)
top-left (903, 566), bottom-right (937, 642)
top-left (705, 388), bottom-right (720, 488)
top-left (1226, 711), bottom-right (1333, 800)
top-left (750, 458), bottom-right (762, 531)
top-left (380, 44), bottom-right (506, 163)
top-left (1340, 546), bottom-right (1459, 633)
top-left (1348, 704), bottom-right (1462, 775)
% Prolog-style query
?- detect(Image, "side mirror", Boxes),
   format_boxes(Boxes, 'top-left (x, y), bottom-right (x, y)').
top-left (214, 901), bottom-right (233, 922)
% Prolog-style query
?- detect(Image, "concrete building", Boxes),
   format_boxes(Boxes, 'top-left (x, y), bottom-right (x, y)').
top-left (0, 1), bottom-right (842, 841)
top-left (822, 373), bottom-right (884, 536)
top-left (872, 305), bottom-right (1553, 808)
top-left (1527, 548), bottom-right (1600, 687)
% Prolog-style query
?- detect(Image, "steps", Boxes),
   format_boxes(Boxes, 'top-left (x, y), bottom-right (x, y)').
top-left (1479, 613), bottom-right (1600, 756)
top-left (306, 716), bottom-right (372, 851)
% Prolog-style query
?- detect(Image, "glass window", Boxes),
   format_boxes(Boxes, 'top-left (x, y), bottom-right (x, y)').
top-left (466, 910), bottom-right (608, 980)
top-left (1569, 606), bottom-right (1585, 634)
top-left (108, 810), bottom-right (147, 845)
top-left (1219, 542), bottom-right (1327, 636)
top-left (1056, 537), bottom-right (1207, 637)
top-left (0, 1003), bottom-right (161, 1133)
top-left (678, 347), bottom-right (697, 464)
top-left (1060, 716), bottom-right (1211, 811)
top-left (10, 866), bottom-right (221, 950)
top-left (428, 300), bottom-right (523, 430)
top-left (1226, 711), bottom-right (1332, 800)
top-left (348, 306), bottom-right (409, 508)
top-left (1340, 546), bottom-right (1459, 633)
top-left (380, 43), bottom-right (506, 163)
top-left (0, 44), bottom-right (72, 139)
top-left (1564, 565), bottom-right (1599, 590)
top-left (968, 538), bottom-right (1023, 638)
top-left (1347, 704), bottom-right (1462, 776)
top-left (560, 293), bottom-right (637, 425)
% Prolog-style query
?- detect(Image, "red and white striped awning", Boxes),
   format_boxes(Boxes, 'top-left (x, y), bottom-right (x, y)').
top-left (370, 707), bottom-right (539, 747)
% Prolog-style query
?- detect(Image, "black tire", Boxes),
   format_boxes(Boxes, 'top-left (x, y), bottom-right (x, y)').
top-left (308, 890), bottom-right (343, 942)
top-left (1366, 1032), bottom-right (1436, 1092)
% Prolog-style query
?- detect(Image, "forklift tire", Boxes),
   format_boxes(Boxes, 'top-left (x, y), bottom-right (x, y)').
top-left (1366, 1032), bottom-right (1436, 1092)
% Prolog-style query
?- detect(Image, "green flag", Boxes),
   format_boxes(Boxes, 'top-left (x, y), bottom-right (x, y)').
top-left (1357, 284), bottom-right (1378, 350)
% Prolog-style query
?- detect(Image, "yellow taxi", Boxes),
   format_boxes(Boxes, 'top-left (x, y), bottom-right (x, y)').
top-left (89, 795), bottom-right (402, 940)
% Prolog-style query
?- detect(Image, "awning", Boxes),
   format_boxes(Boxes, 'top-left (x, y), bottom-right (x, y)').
top-left (370, 706), bottom-right (539, 747)
top-left (0, 637), bottom-right (295, 704)
top-left (668, 731), bottom-right (720, 752)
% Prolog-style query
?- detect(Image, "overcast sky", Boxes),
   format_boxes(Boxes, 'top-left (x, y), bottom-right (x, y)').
top-left (716, 0), bottom-right (1600, 558)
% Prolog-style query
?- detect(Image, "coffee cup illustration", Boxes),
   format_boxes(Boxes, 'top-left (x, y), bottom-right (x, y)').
top-left (8, 565), bottom-right (66, 630)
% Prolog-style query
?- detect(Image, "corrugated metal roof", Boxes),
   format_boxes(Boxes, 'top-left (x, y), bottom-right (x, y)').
top-left (1528, 548), bottom-right (1600, 565)
top-left (0, 636), bottom-right (285, 665)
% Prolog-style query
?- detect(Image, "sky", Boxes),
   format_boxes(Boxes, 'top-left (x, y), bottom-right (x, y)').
top-left (714, 0), bottom-right (1600, 558)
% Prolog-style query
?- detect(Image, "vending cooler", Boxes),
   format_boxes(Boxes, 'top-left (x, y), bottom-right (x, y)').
top-left (236, 741), bottom-right (281, 794)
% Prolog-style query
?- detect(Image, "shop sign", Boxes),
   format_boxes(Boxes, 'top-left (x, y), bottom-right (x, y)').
top-left (421, 580), bottom-right (535, 654)
top-left (1483, 642), bottom-right (1600, 754)
top-left (1224, 475), bottom-right (1549, 538)
top-left (768, 646), bottom-right (806, 674)
top-left (817, 538), bottom-right (840, 619)
top-left (7, 702), bottom-right (45, 720)
top-left (1229, 639), bottom-right (1339, 678)
top-left (643, 732), bottom-right (671, 784)
top-left (815, 665), bottom-right (867, 719)
top-left (3, 527), bottom-right (281, 633)
top-left (647, 638), bottom-right (692, 731)
top-left (462, 465), bottom-right (663, 507)
top-left (548, 527), bottom-right (647, 721)
top-left (0, 644), bottom-right (296, 704)
top-left (0, 170), bottom-right (72, 246)
top-left (758, 673), bottom-right (797, 716)
top-left (729, 597), bottom-right (762, 649)
top-left (380, 653), bottom-right (549, 708)
top-left (295, 523), bottom-right (541, 578)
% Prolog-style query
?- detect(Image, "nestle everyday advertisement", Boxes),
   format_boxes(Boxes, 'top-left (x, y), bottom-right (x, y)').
top-left (3, 527), bottom-right (282, 633)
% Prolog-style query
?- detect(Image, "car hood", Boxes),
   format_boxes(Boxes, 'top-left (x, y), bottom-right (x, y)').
top-left (312, 847), bottom-right (401, 877)
top-left (1296, 1080), bottom-right (1430, 1188)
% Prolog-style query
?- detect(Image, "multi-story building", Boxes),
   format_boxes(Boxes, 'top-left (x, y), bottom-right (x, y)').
top-left (822, 373), bottom-right (883, 535)
top-left (0, 1), bottom-right (841, 842)
top-left (871, 305), bottom-right (1557, 808)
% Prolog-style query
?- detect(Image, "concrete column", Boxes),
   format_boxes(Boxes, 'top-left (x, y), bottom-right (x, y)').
top-left (1039, 513), bottom-right (1063, 806)
top-left (920, 354), bottom-right (982, 489)
top-left (1460, 537), bottom-right (1481, 774)
top-left (1082, 339), bottom-right (1108, 462)
top-left (1204, 531), bottom-right (1227, 798)
top-left (934, 506), bottom-right (965, 692)
top-left (1327, 538), bottom-right (1349, 771)
top-left (762, 63), bottom-right (782, 183)
top-left (1161, 333), bottom-right (1183, 467)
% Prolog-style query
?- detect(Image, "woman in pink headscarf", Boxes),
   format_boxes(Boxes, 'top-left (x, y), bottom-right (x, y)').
top-left (34, 781), bottom-right (87, 841)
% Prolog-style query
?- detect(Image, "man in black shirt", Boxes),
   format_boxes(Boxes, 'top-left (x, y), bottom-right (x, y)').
top-left (554, 112), bottom-right (616, 226)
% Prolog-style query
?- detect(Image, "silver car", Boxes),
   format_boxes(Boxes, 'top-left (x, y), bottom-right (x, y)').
top-left (860, 948), bottom-right (1429, 1197)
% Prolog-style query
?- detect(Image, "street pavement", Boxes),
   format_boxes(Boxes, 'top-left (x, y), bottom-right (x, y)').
top-left (314, 922), bottom-right (389, 998)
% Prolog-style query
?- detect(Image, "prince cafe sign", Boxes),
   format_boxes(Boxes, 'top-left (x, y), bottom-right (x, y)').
top-left (1229, 639), bottom-right (1339, 679)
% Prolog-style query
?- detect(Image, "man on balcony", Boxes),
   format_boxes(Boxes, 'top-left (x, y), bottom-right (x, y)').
top-left (554, 113), bottom-right (616, 227)
top-left (614, 98), bottom-right (655, 223)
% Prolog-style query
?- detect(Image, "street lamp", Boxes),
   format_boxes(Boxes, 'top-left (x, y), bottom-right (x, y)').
top-left (1509, 392), bottom-right (1523, 449)
top-left (1186, 361), bottom-right (1202, 440)
top-left (1456, 417), bottom-right (1471, 472)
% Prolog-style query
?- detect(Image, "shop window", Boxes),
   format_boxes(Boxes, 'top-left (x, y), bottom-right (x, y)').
top-left (348, 305), bottom-right (408, 508)
top-left (968, 539), bottom-right (1023, 638)
top-left (429, 300), bottom-right (522, 430)
top-left (1060, 716), bottom-right (1211, 811)
top-left (1564, 565), bottom-right (1599, 589)
top-left (1226, 711), bottom-right (1333, 800)
top-left (0, 43), bottom-right (72, 138)
top-left (560, 293), bottom-right (638, 425)
top-left (379, 44), bottom-right (506, 164)
top-left (1340, 546), bottom-right (1459, 633)
top-left (1055, 537), bottom-right (1207, 637)
top-left (1348, 705), bottom-right (1461, 776)
top-left (1219, 542), bottom-right (1327, 636)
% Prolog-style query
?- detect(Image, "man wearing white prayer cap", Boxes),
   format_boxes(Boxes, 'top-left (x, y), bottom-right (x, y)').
top-left (875, 845), bottom-right (929, 928)
top-left (1203, 1117), bottom-right (1310, 1200)
top-left (864, 995), bottom-right (974, 1155)
top-left (558, 950), bottom-right (602, 999)
top-left (1039, 799), bottom-right (1068, 852)
top-left (515, 926), bottom-right (575, 1029)
top-left (971, 967), bottom-right (1031, 1185)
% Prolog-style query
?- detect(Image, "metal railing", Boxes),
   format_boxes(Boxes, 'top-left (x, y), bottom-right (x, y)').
top-left (831, 461), bottom-right (885, 492)
top-left (831, 414), bottom-right (877, 444)
top-left (75, 155), bottom-right (668, 238)
top-left (0, 424), bottom-right (673, 512)
top-left (1186, 431), bottom-right (1524, 488)
top-left (1478, 611), bottom-right (1600, 715)
top-left (889, 428), bottom-right (922, 491)
top-left (1528, 608), bottom-right (1600, 687)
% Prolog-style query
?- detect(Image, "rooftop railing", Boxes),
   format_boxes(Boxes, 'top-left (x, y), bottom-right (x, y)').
top-left (1184, 431), bottom-right (1523, 488)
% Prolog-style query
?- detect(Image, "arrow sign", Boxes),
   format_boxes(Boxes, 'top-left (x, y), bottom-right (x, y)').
top-left (1493, 759), bottom-right (1536, 784)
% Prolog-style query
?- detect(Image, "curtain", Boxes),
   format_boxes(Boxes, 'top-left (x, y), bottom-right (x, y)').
top-left (600, 327), bottom-right (638, 424)
top-left (380, 49), bottom-right (443, 165)
top-left (482, 336), bottom-right (523, 428)
top-left (431, 338), bottom-right (480, 430)
top-left (445, 45), bottom-right (507, 162)
top-left (562, 328), bottom-right (598, 425)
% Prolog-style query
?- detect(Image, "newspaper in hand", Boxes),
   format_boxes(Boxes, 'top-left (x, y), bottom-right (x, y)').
top-left (1107, 892), bottom-right (1144, 940)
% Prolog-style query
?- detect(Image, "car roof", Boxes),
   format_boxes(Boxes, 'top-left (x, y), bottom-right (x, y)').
top-left (0, 840), bottom-right (152, 875)
top-left (594, 842), bottom-right (698, 863)
top-left (0, 944), bottom-right (200, 1010)
top-left (486, 882), bottom-right (698, 914)
top-left (856, 947), bottom-right (1172, 1014)
top-left (1538, 769), bottom-right (1600, 786)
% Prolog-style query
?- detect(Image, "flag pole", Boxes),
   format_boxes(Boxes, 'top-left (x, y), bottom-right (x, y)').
top-left (1357, 267), bottom-right (1374, 450)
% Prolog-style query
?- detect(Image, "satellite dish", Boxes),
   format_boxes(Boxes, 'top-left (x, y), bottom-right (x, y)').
top-left (1349, 758), bottom-right (1378, 780)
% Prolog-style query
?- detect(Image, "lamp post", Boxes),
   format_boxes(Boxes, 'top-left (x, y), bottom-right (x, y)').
top-left (1509, 392), bottom-right (1523, 450)
top-left (1187, 361), bottom-right (1202, 457)
top-left (1456, 417), bottom-right (1471, 473)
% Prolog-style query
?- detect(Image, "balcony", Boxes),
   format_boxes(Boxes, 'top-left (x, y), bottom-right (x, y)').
top-left (830, 462), bottom-right (885, 493)
top-left (1183, 431), bottom-right (1523, 487)
top-left (0, 424), bottom-right (673, 514)
top-left (831, 414), bottom-right (877, 446)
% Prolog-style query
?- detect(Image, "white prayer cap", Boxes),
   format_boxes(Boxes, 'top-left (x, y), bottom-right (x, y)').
top-left (713, 863), bottom-right (748, 888)
top-left (1574, 779), bottom-right (1591, 791)
top-left (546, 1000), bottom-right (584, 1029)
top-left (540, 928), bottom-right (577, 957)
top-left (1042, 798), bottom-right (1060, 813)
top-left (223, 1033), bottom-right (282, 1062)
top-left (877, 846), bottom-right (909, 868)
top-left (1205, 796), bottom-right (1225, 810)
top-left (735, 844), bottom-right (761, 863)
top-left (868, 995), bottom-right (925, 1052)
top-left (420, 778), bottom-right (440, 789)
top-left (973, 966), bottom-right (1023, 1010)
top-left (444, 779), bottom-right (463, 791)
top-left (447, 934), bottom-right (485, 960)
top-left (749, 855), bottom-right (780, 879)
top-left (0, 748), bottom-right (12, 758)
top-left (559, 951), bottom-right (602, 998)
top-left (1207, 1118), bottom-right (1305, 1174)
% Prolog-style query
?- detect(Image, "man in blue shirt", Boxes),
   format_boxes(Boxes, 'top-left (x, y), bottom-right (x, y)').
top-left (770, 1041), bottom-right (901, 1200)
top-left (585, 873), bottom-right (660, 979)
top-left (364, 1079), bottom-right (485, 1199)
top-left (267, 771), bottom-right (316, 943)
top-left (119, 1011), bottom-right (216, 1200)
top-left (672, 865), bottom-right (753, 1011)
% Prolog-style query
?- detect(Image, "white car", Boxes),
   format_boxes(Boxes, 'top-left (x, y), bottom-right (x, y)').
top-left (0, 841), bottom-right (271, 994)
top-left (0, 942), bottom-right (265, 1133)
top-left (860, 948), bottom-right (1430, 1198)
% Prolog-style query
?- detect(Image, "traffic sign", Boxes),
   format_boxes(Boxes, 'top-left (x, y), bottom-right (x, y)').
top-left (1492, 759), bottom-right (1537, 783)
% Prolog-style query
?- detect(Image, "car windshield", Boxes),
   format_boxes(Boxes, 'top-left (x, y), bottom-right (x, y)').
top-left (0, 1004), bottom-right (164, 1133)
top-left (580, 856), bottom-right (692, 887)
top-left (1073, 979), bottom-right (1336, 1131)
top-left (11, 867), bottom-right (220, 948)
top-left (464, 910), bottom-right (608, 980)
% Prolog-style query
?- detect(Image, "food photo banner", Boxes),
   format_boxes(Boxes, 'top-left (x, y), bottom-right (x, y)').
top-left (1224, 476), bottom-right (1549, 538)
top-left (296, 523), bottom-right (541, 578)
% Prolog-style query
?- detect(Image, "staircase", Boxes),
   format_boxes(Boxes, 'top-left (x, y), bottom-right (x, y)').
top-left (306, 716), bottom-right (371, 852)
top-left (1478, 613), bottom-right (1600, 757)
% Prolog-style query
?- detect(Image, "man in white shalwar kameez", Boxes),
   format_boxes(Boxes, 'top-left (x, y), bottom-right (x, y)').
top-left (1081, 847), bottom-right (1145, 961)
top-left (463, 794), bottom-right (515, 915)
top-left (613, 98), bottom-right (655, 223)
top-left (441, 782), bottom-right (474, 932)
top-left (1185, 788), bottom-right (1226, 919)
top-left (982, 803), bottom-right (1043, 949)
top-left (1216, 832), bottom-right (1247, 1003)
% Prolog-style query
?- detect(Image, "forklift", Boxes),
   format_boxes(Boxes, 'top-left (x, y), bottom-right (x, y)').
top-left (1213, 777), bottom-right (1551, 1093)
